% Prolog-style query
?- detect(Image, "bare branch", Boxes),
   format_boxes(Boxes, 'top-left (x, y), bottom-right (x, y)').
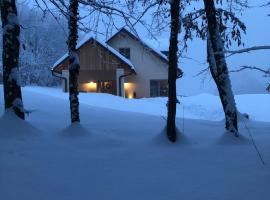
top-left (226, 45), bottom-right (270, 57)
top-left (230, 65), bottom-right (270, 75)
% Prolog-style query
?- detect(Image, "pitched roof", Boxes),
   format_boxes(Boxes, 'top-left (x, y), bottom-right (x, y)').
top-left (52, 34), bottom-right (135, 71)
top-left (107, 28), bottom-right (169, 64)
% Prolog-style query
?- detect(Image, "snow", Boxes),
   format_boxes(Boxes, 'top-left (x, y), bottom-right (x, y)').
top-left (12, 98), bottom-right (24, 112)
top-left (52, 35), bottom-right (135, 70)
top-left (22, 86), bottom-right (270, 122)
top-left (3, 13), bottom-right (19, 35)
top-left (0, 86), bottom-right (270, 200)
top-left (8, 67), bottom-right (21, 85)
top-left (68, 51), bottom-right (80, 70)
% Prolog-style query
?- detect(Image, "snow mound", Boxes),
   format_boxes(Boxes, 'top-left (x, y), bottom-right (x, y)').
top-left (0, 110), bottom-right (38, 138)
top-left (58, 123), bottom-right (91, 138)
top-left (57, 123), bottom-right (124, 147)
top-left (152, 128), bottom-right (194, 146)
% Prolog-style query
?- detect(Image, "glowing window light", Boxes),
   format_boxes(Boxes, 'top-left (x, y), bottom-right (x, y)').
top-left (84, 81), bottom-right (97, 92)
top-left (124, 82), bottom-right (134, 99)
top-left (127, 94), bottom-right (133, 99)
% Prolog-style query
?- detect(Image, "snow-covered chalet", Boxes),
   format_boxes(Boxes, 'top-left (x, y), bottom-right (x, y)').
top-left (52, 28), bottom-right (169, 98)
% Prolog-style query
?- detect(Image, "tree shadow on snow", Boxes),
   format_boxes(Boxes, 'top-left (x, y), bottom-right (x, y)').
top-left (151, 127), bottom-right (195, 146)
top-left (58, 123), bottom-right (91, 138)
top-left (216, 131), bottom-right (250, 145)
top-left (57, 123), bottom-right (124, 148)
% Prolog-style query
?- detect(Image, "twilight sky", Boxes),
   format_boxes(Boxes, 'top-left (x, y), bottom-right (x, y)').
top-left (29, 0), bottom-right (270, 95)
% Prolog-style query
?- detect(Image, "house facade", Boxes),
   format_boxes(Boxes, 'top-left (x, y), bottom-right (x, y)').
top-left (52, 28), bottom-right (169, 98)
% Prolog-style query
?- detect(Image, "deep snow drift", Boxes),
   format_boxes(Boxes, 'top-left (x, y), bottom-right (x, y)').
top-left (0, 87), bottom-right (270, 200)
top-left (23, 86), bottom-right (270, 122)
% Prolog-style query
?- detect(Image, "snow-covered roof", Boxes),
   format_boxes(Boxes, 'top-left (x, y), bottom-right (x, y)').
top-left (107, 28), bottom-right (169, 64)
top-left (52, 34), bottom-right (135, 71)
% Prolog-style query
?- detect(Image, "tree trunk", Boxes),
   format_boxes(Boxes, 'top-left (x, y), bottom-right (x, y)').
top-left (68, 0), bottom-right (80, 123)
top-left (204, 0), bottom-right (238, 135)
top-left (167, 0), bottom-right (180, 142)
top-left (0, 0), bottom-right (25, 119)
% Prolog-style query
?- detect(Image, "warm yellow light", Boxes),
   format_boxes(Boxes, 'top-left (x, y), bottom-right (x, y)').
top-left (82, 81), bottom-right (97, 92)
top-left (124, 83), bottom-right (131, 89)
top-left (128, 94), bottom-right (133, 99)
top-left (124, 82), bottom-right (135, 99)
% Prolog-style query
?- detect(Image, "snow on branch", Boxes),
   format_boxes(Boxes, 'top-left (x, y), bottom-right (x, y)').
top-left (226, 45), bottom-right (270, 57)
top-left (230, 65), bottom-right (270, 76)
top-left (69, 51), bottom-right (80, 70)
top-left (8, 67), bottom-right (21, 86)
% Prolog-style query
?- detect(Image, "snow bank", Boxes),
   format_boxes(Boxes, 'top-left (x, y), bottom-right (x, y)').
top-left (0, 85), bottom-right (270, 200)
top-left (22, 86), bottom-right (270, 122)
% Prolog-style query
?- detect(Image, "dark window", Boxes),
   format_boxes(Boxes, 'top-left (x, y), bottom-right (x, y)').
top-left (119, 48), bottom-right (130, 59)
top-left (150, 80), bottom-right (168, 97)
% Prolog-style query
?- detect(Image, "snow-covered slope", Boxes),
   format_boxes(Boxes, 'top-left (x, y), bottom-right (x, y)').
top-left (0, 87), bottom-right (270, 200)
top-left (21, 86), bottom-right (270, 122)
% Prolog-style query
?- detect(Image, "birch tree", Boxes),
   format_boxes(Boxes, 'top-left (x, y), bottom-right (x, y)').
top-left (203, 0), bottom-right (238, 135)
top-left (0, 0), bottom-right (25, 119)
top-left (68, 0), bottom-right (80, 123)
top-left (181, 1), bottom-right (247, 136)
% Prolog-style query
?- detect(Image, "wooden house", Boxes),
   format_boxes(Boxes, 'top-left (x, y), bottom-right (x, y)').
top-left (52, 28), bottom-right (169, 98)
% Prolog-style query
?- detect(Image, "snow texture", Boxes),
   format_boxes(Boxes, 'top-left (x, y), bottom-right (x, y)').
top-left (68, 50), bottom-right (80, 70)
top-left (3, 13), bottom-right (19, 36)
top-left (12, 97), bottom-right (26, 113)
top-left (8, 67), bottom-right (20, 85)
top-left (13, 86), bottom-right (270, 122)
top-left (0, 86), bottom-right (270, 200)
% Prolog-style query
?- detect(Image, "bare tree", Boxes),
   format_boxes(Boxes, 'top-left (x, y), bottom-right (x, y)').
top-left (68, 0), bottom-right (80, 123)
top-left (181, 1), bottom-right (248, 136)
top-left (167, 0), bottom-right (181, 142)
top-left (0, 0), bottom-right (25, 119)
top-left (203, 0), bottom-right (238, 135)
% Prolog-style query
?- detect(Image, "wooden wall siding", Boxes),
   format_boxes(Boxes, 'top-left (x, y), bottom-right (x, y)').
top-left (79, 41), bottom-right (129, 71)
top-left (78, 70), bottom-right (116, 83)
top-left (54, 39), bottom-right (132, 74)
top-left (54, 60), bottom-right (68, 73)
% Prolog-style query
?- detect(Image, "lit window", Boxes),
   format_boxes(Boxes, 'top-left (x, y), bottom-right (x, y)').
top-left (83, 81), bottom-right (97, 92)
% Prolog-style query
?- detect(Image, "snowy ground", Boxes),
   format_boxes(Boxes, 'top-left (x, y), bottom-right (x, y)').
top-left (22, 86), bottom-right (270, 122)
top-left (0, 86), bottom-right (270, 200)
